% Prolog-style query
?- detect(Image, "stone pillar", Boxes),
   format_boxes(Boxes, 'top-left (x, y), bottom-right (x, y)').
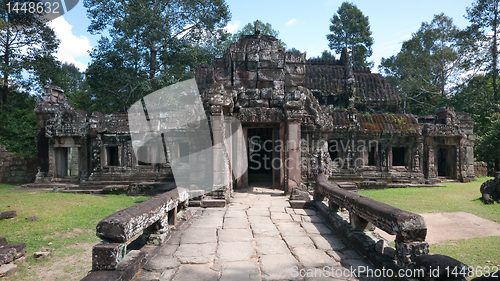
top-left (287, 120), bottom-right (301, 193)
top-left (235, 125), bottom-right (246, 190)
top-left (349, 212), bottom-right (375, 231)
top-left (210, 109), bottom-right (228, 196)
top-left (225, 117), bottom-right (233, 196)
top-left (427, 145), bottom-right (436, 180)
top-left (395, 240), bottom-right (429, 268)
top-left (240, 127), bottom-right (249, 189)
top-left (279, 123), bottom-right (286, 190)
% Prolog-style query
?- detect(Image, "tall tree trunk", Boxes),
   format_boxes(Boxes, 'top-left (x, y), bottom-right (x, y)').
top-left (493, 2), bottom-right (499, 112)
top-left (149, 40), bottom-right (157, 80)
top-left (2, 31), bottom-right (9, 105)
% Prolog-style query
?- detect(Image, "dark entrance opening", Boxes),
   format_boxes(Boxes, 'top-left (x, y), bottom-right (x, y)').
top-left (106, 146), bottom-right (120, 166)
top-left (437, 147), bottom-right (455, 177)
top-left (247, 128), bottom-right (273, 184)
top-left (392, 147), bottom-right (406, 167)
top-left (368, 146), bottom-right (376, 166)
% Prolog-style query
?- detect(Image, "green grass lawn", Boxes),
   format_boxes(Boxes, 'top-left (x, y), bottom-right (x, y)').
top-left (0, 184), bottom-right (149, 280)
top-left (359, 178), bottom-right (500, 273)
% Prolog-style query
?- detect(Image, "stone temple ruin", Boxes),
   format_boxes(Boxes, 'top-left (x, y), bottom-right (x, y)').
top-left (32, 26), bottom-right (476, 199)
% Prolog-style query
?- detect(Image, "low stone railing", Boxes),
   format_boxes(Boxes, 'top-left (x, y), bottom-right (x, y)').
top-left (314, 173), bottom-right (429, 268)
top-left (90, 187), bottom-right (188, 271)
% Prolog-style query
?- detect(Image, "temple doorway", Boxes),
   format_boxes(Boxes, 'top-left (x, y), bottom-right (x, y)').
top-left (437, 147), bottom-right (456, 178)
top-left (246, 126), bottom-right (283, 189)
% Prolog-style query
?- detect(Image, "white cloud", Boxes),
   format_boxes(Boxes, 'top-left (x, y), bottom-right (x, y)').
top-left (286, 19), bottom-right (297, 26)
top-left (48, 17), bottom-right (92, 71)
top-left (225, 21), bottom-right (240, 33)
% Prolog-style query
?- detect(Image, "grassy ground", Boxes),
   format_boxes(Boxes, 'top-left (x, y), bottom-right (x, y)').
top-left (0, 184), bottom-right (149, 281)
top-left (358, 178), bottom-right (500, 273)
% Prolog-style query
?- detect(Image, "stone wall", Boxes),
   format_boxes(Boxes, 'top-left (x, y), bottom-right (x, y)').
top-left (474, 161), bottom-right (488, 178)
top-left (0, 145), bottom-right (38, 184)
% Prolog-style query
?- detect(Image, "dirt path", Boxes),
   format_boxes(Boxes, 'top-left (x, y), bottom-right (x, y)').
top-left (375, 211), bottom-right (500, 244)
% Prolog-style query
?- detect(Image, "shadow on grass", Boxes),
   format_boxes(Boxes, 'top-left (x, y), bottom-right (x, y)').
top-left (133, 198), bottom-right (149, 204)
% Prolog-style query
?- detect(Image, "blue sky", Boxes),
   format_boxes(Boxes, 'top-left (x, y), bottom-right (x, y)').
top-left (52, 0), bottom-right (475, 73)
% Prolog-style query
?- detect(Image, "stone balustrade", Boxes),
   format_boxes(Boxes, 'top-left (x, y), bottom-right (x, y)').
top-left (91, 187), bottom-right (188, 271)
top-left (314, 173), bottom-right (429, 267)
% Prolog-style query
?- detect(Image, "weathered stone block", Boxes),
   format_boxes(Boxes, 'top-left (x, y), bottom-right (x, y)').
top-left (249, 100), bottom-right (269, 108)
top-left (92, 242), bottom-right (127, 270)
top-left (260, 88), bottom-right (272, 99)
top-left (234, 79), bottom-right (257, 88)
top-left (0, 238), bottom-right (7, 247)
top-left (200, 199), bottom-right (226, 208)
top-left (246, 61), bottom-right (258, 71)
top-left (258, 69), bottom-right (284, 82)
top-left (285, 63), bottom-right (305, 75)
top-left (247, 52), bottom-right (259, 62)
top-left (6, 243), bottom-right (26, 259)
top-left (259, 50), bottom-right (271, 61)
top-left (96, 189), bottom-right (186, 243)
top-left (270, 100), bottom-right (284, 107)
top-left (414, 254), bottom-right (469, 280)
top-left (235, 70), bottom-right (257, 82)
top-left (273, 81), bottom-right (284, 90)
top-left (33, 251), bottom-right (50, 259)
top-left (258, 60), bottom-right (283, 69)
top-left (290, 187), bottom-right (310, 201)
top-left (83, 250), bottom-right (147, 281)
top-left (242, 89), bottom-right (259, 100)
top-left (0, 263), bottom-right (17, 278)
top-left (0, 211), bottom-right (16, 220)
top-left (234, 52), bottom-right (245, 62)
top-left (395, 241), bottom-right (429, 266)
top-left (285, 74), bottom-right (304, 87)
top-left (238, 100), bottom-right (250, 107)
top-left (271, 89), bottom-right (285, 101)
top-left (285, 52), bottom-right (306, 63)
top-left (289, 200), bottom-right (315, 209)
top-left (0, 248), bottom-right (16, 265)
top-left (246, 39), bottom-right (259, 52)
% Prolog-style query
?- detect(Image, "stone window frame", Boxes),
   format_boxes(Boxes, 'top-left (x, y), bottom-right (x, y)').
top-left (391, 146), bottom-right (408, 167)
top-left (103, 145), bottom-right (121, 167)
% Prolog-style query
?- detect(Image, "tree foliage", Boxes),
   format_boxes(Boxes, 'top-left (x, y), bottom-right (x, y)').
top-left (310, 50), bottom-right (336, 60)
top-left (476, 118), bottom-right (500, 170)
top-left (0, 0), bottom-right (59, 104)
top-left (0, 90), bottom-right (38, 156)
top-left (451, 74), bottom-right (497, 136)
top-left (83, 0), bottom-right (231, 113)
top-left (465, 0), bottom-right (500, 112)
top-left (379, 14), bottom-right (467, 114)
top-left (326, 1), bottom-right (373, 68)
top-left (222, 20), bottom-right (286, 50)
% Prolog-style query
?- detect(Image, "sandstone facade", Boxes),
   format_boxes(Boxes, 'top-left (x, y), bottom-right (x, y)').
top-left (33, 27), bottom-right (476, 197)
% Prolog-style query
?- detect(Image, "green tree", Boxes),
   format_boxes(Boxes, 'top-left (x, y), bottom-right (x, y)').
top-left (326, 2), bottom-right (373, 68)
top-left (222, 20), bottom-right (286, 50)
top-left (310, 50), bottom-right (336, 60)
top-left (0, 89), bottom-right (38, 155)
top-left (83, 0), bottom-right (231, 113)
top-left (451, 74), bottom-right (497, 137)
top-left (0, 0), bottom-right (59, 104)
top-left (380, 14), bottom-right (466, 114)
top-left (466, 0), bottom-right (500, 112)
top-left (476, 118), bottom-right (500, 170)
top-left (287, 48), bottom-right (302, 56)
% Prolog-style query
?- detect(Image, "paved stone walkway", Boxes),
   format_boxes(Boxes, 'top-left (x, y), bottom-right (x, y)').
top-left (131, 186), bottom-right (379, 281)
